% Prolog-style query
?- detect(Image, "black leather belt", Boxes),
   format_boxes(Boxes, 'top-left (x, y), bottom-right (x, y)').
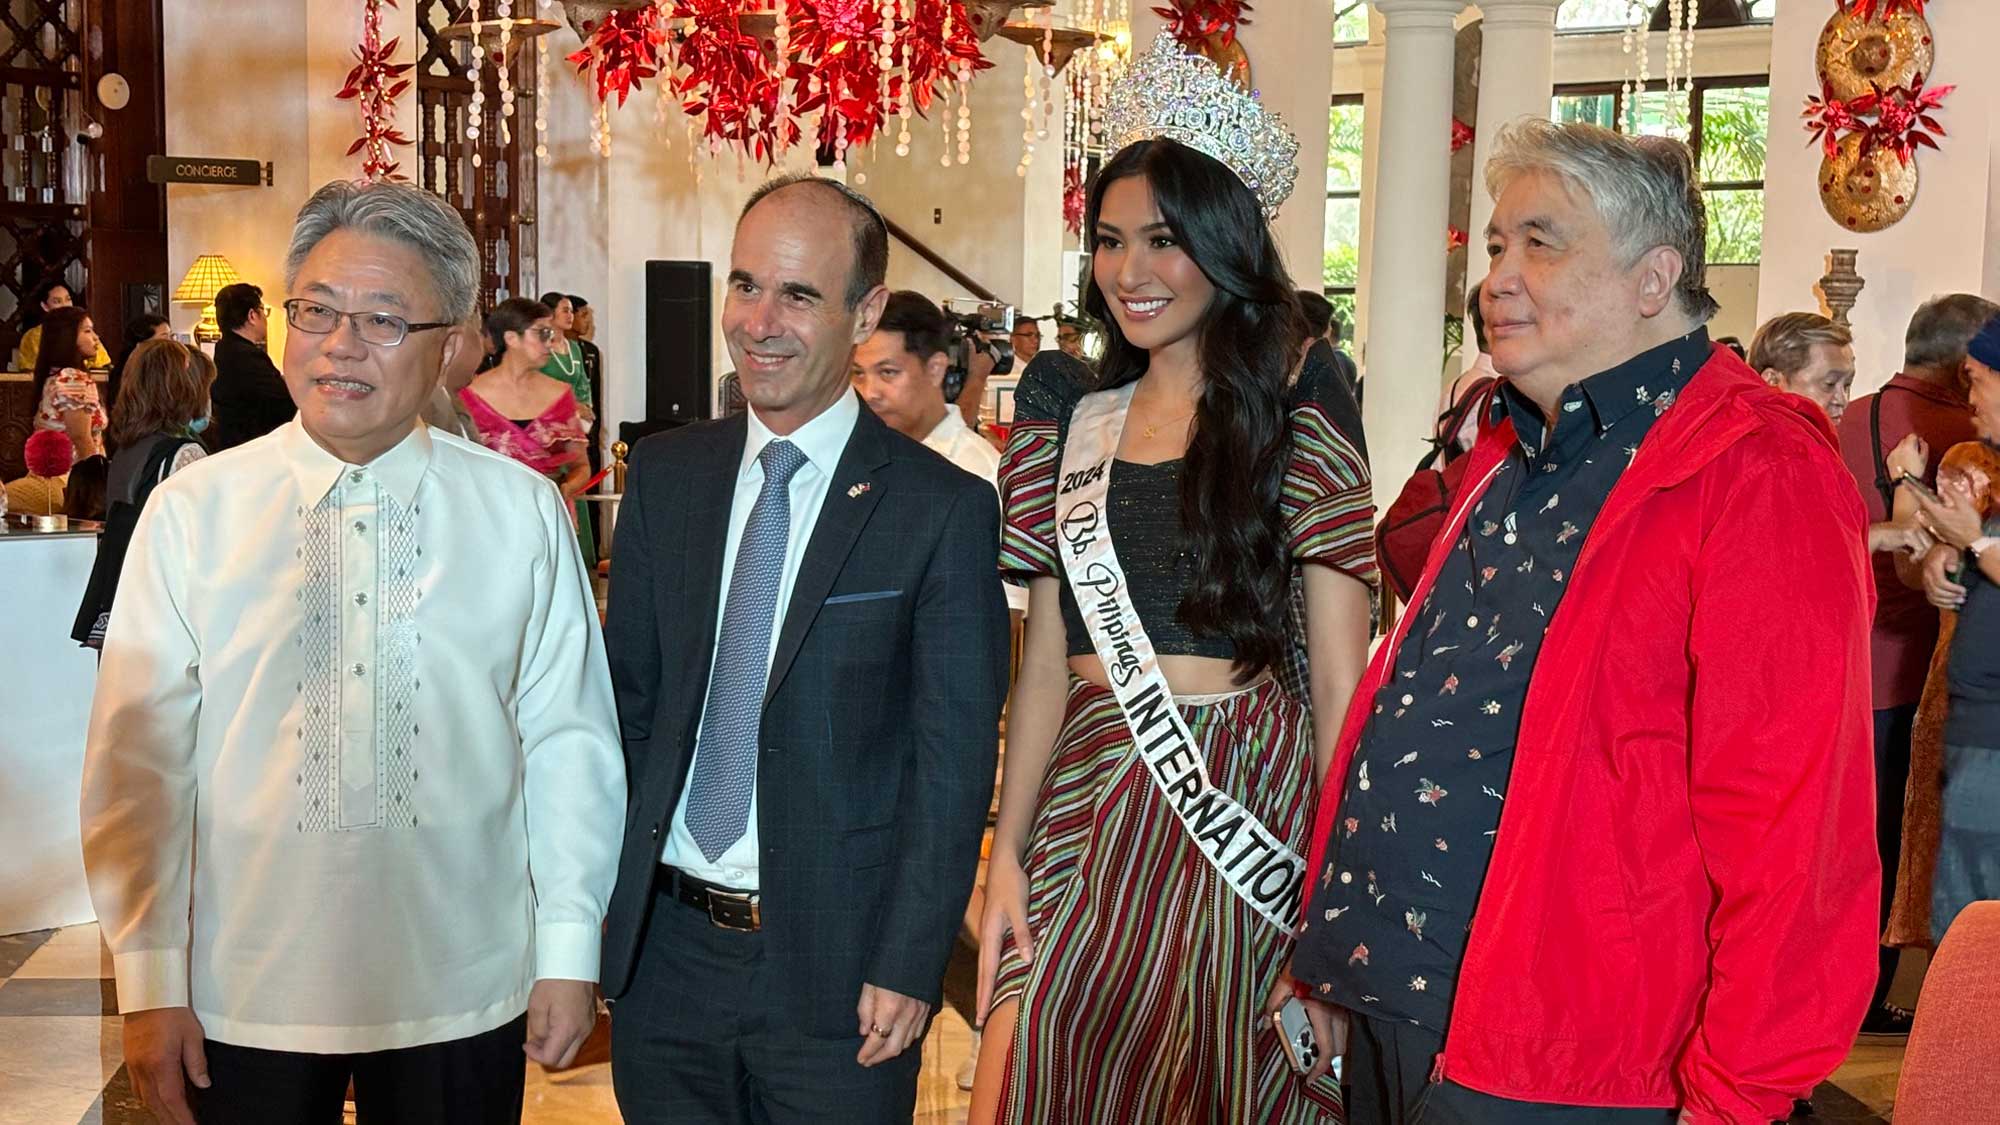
top-left (660, 865), bottom-right (761, 932)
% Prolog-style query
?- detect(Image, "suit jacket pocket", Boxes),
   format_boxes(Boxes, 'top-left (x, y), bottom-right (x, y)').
top-left (823, 589), bottom-right (902, 606)
top-left (844, 823), bottom-right (894, 869)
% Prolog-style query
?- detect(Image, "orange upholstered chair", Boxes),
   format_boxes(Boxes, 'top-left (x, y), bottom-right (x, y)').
top-left (1895, 900), bottom-right (2000, 1123)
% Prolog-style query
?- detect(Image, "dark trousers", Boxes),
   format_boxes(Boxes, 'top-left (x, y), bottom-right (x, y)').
top-left (1345, 1013), bottom-right (1677, 1125)
top-left (190, 1013), bottom-right (527, 1125)
top-left (609, 877), bottom-right (921, 1125)
top-left (1873, 704), bottom-right (1918, 1007)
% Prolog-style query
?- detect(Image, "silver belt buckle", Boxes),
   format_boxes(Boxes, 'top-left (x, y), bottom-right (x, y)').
top-left (706, 888), bottom-right (761, 932)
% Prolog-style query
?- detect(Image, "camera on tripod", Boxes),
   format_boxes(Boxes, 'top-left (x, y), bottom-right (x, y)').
top-left (940, 299), bottom-right (1018, 401)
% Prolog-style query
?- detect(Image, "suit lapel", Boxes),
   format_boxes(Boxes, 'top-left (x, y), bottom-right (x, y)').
top-left (677, 415), bottom-right (747, 736)
top-left (764, 409), bottom-right (893, 705)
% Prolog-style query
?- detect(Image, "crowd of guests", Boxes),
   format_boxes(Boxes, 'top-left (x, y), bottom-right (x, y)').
top-left (27, 33), bottom-right (2000, 1125)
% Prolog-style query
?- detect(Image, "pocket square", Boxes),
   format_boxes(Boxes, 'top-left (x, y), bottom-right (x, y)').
top-left (823, 589), bottom-right (902, 606)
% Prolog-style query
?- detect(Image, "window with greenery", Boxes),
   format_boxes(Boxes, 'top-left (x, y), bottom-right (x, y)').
top-left (1551, 78), bottom-right (1769, 264)
top-left (1325, 96), bottom-right (1364, 332)
top-left (1557, 0), bottom-right (1775, 32)
top-left (1334, 1), bottom-right (1369, 44)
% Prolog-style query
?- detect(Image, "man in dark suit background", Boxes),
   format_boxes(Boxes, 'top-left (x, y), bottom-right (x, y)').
top-left (601, 175), bottom-right (1010, 1123)
top-left (208, 281), bottom-right (295, 450)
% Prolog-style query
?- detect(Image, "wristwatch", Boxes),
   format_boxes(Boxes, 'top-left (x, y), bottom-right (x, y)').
top-left (1971, 536), bottom-right (2000, 560)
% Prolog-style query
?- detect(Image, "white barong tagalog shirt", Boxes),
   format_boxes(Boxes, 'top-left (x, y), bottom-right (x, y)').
top-left (80, 420), bottom-right (626, 1053)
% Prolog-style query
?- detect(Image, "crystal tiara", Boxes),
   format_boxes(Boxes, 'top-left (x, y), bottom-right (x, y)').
top-left (1099, 32), bottom-right (1300, 220)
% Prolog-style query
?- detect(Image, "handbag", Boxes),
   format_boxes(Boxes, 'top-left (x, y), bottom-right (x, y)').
top-left (1374, 377), bottom-right (1497, 604)
top-left (71, 438), bottom-right (197, 648)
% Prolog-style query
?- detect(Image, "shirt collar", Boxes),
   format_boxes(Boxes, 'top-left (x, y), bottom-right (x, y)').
top-left (279, 417), bottom-right (435, 507)
top-left (740, 387), bottom-right (861, 481)
top-left (1499, 328), bottom-right (1709, 446)
top-left (922, 406), bottom-right (968, 451)
top-left (1886, 371), bottom-right (1969, 410)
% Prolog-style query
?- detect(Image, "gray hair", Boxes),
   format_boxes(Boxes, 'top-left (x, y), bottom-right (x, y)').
top-left (285, 180), bottom-right (480, 323)
top-left (1904, 293), bottom-right (2000, 371)
top-left (1485, 119), bottom-right (1718, 323)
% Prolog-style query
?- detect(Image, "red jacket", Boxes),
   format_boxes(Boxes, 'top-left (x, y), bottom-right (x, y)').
top-left (1302, 348), bottom-right (1879, 1122)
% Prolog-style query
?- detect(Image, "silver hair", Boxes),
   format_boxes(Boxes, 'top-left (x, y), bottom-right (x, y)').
top-left (284, 180), bottom-right (480, 323)
top-left (1904, 293), bottom-right (2000, 371)
top-left (1485, 119), bottom-right (1719, 323)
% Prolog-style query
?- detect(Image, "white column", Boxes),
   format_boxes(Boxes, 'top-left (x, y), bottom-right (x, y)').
top-left (1464, 0), bottom-right (1561, 286)
top-left (1363, 0), bottom-right (1465, 512)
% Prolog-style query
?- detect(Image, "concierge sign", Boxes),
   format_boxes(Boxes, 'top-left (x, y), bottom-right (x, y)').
top-left (145, 156), bottom-right (270, 187)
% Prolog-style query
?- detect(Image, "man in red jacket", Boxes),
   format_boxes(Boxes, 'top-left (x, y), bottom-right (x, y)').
top-left (1281, 120), bottom-right (1877, 1123)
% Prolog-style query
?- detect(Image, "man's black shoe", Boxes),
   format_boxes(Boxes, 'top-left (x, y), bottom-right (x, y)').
top-left (1858, 1002), bottom-right (1913, 1039)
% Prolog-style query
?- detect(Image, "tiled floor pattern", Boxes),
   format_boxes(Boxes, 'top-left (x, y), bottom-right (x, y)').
top-left (0, 924), bottom-right (1893, 1125)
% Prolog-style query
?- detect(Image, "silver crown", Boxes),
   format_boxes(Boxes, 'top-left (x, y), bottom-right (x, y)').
top-left (1099, 32), bottom-right (1300, 219)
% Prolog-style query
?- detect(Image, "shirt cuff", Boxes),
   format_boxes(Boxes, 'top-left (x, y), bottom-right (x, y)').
top-left (534, 922), bottom-right (602, 983)
top-left (112, 949), bottom-right (190, 1013)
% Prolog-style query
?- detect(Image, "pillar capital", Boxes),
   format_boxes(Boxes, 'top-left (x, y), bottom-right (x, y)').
top-left (1371, 0), bottom-right (1469, 29)
top-left (1471, 0), bottom-right (1563, 31)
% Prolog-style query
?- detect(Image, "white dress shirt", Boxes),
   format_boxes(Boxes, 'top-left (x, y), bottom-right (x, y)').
top-left (661, 390), bottom-right (861, 889)
top-left (81, 420), bottom-right (626, 1054)
top-left (922, 408), bottom-right (1026, 612)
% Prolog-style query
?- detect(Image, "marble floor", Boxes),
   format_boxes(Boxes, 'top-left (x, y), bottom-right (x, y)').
top-left (0, 923), bottom-right (1894, 1125)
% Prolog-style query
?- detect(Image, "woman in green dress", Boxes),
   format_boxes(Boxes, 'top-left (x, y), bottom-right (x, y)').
top-left (537, 291), bottom-right (595, 567)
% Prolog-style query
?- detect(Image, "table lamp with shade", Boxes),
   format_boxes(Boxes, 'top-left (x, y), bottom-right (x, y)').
top-left (173, 254), bottom-right (245, 345)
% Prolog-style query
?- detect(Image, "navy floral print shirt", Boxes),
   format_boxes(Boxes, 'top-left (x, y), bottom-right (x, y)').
top-left (1293, 331), bottom-right (1709, 1030)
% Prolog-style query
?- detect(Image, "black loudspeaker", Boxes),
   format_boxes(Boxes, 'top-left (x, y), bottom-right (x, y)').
top-left (644, 260), bottom-right (711, 422)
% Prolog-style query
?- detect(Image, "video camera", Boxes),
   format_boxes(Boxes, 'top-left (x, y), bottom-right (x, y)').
top-left (940, 299), bottom-right (1018, 401)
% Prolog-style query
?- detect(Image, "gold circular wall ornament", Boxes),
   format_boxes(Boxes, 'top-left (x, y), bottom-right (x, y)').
top-left (1816, 10), bottom-right (1935, 103)
top-left (1818, 131), bottom-right (1919, 233)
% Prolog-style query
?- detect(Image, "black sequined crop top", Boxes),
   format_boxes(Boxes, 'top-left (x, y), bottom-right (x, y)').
top-left (1052, 458), bottom-right (1236, 660)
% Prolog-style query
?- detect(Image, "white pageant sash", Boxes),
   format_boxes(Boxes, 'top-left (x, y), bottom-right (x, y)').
top-left (1055, 384), bottom-right (1304, 935)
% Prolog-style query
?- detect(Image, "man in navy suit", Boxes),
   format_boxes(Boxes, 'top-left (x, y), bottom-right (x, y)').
top-left (601, 175), bottom-right (1010, 1123)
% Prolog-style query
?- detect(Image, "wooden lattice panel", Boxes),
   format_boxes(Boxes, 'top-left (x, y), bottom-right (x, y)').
top-left (0, 0), bottom-right (90, 363)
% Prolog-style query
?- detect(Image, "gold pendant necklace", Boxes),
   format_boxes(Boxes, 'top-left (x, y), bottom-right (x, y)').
top-left (1140, 410), bottom-right (1194, 440)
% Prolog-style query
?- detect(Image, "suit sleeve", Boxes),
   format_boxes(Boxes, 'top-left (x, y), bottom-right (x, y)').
top-left (79, 490), bottom-right (202, 1012)
top-left (604, 443), bottom-right (661, 781)
top-left (1676, 454), bottom-right (1879, 1122)
top-left (866, 482), bottom-right (1010, 1004)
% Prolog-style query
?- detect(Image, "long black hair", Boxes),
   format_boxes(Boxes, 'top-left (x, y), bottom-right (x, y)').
top-left (1083, 138), bottom-right (1304, 677)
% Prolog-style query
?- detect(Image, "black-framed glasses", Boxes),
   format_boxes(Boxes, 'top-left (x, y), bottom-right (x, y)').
top-left (283, 299), bottom-right (453, 347)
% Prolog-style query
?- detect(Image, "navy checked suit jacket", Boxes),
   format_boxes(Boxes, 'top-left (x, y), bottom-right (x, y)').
top-left (600, 400), bottom-right (1009, 1034)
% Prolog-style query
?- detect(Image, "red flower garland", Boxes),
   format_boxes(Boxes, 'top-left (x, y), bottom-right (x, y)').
top-left (1152, 0), bottom-right (1252, 49)
top-left (671, 0), bottom-right (791, 159)
top-left (336, 0), bottom-right (413, 180)
top-left (1803, 78), bottom-right (1952, 164)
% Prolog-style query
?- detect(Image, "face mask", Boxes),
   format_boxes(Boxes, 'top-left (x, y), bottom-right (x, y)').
top-left (187, 416), bottom-right (211, 435)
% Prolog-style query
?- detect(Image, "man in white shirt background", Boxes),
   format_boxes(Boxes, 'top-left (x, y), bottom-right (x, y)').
top-left (79, 179), bottom-right (626, 1125)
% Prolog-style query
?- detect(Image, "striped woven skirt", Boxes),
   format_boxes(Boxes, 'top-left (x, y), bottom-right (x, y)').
top-left (993, 676), bottom-right (1343, 1124)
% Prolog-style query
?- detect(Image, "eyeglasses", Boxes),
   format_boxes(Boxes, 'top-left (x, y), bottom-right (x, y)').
top-left (283, 299), bottom-right (454, 347)
top-left (531, 326), bottom-right (557, 342)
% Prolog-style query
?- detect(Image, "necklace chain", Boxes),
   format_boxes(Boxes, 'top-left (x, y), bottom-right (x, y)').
top-left (547, 340), bottom-right (578, 378)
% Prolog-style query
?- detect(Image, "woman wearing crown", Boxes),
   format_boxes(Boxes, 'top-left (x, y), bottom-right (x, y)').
top-left (970, 33), bottom-right (1376, 1124)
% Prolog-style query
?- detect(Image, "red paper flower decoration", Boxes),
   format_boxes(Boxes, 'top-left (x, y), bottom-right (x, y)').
top-left (1866, 77), bottom-right (1953, 164)
top-left (1446, 226), bottom-right (1468, 253)
top-left (336, 0), bottom-right (413, 180)
top-left (1839, 0), bottom-right (1927, 19)
top-left (1152, 1), bottom-right (1253, 49)
top-left (1450, 116), bottom-right (1474, 155)
top-left (569, 4), bottom-right (669, 106)
top-left (1803, 80), bottom-right (1870, 158)
top-left (783, 0), bottom-right (891, 151)
top-left (671, 0), bottom-right (791, 159)
top-left (898, 0), bottom-right (990, 117)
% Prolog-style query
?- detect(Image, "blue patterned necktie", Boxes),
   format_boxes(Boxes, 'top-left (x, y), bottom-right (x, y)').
top-left (685, 438), bottom-right (811, 862)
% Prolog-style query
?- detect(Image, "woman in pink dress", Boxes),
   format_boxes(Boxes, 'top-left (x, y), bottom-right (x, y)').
top-left (460, 297), bottom-right (591, 523)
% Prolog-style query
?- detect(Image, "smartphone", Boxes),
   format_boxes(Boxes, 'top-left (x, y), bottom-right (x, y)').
top-left (1899, 470), bottom-right (1944, 507)
top-left (1273, 997), bottom-right (1341, 1082)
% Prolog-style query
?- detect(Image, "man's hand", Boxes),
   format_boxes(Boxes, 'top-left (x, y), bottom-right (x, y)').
top-left (1870, 522), bottom-right (1933, 557)
top-left (523, 978), bottom-right (598, 1069)
top-left (1922, 543), bottom-right (1968, 610)
top-left (1915, 475), bottom-right (1984, 550)
top-left (855, 983), bottom-right (932, 1068)
top-left (1259, 976), bottom-right (1348, 1084)
top-left (124, 1007), bottom-right (210, 1125)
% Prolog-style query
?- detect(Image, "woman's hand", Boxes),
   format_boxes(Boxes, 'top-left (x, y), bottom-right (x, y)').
top-left (1259, 974), bottom-right (1348, 1084)
top-left (974, 849), bottom-right (1034, 1027)
top-left (1870, 522), bottom-right (1934, 558)
top-left (1915, 475), bottom-right (1984, 551)
top-left (61, 407), bottom-right (101, 459)
top-left (1886, 433), bottom-right (1930, 483)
